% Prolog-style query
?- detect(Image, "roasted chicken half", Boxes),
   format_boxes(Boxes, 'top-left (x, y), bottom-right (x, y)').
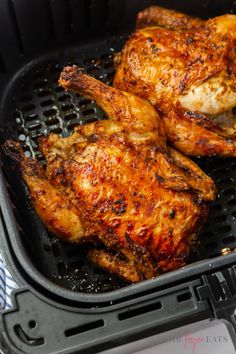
top-left (2, 67), bottom-right (216, 282)
top-left (114, 6), bottom-right (236, 157)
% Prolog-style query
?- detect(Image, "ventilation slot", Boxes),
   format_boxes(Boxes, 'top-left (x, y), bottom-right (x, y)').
top-left (64, 319), bottom-right (104, 337)
top-left (177, 291), bottom-right (192, 302)
top-left (25, 113), bottom-right (38, 122)
top-left (68, 122), bottom-right (79, 131)
top-left (31, 132), bottom-right (43, 141)
top-left (37, 90), bottom-right (50, 97)
top-left (61, 103), bottom-right (74, 112)
top-left (44, 108), bottom-right (57, 117)
top-left (83, 117), bottom-right (98, 124)
top-left (59, 94), bottom-right (71, 102)
top-left (82, 108), bottom-right (96, 116)
top-left (40, 99), bottom-right (54, 107)
top-left (22, 104), bottom-right (36, 113)
top-left (28, 123), bottom-right (42, 131)
top-left (45, 117), bottom-right (59, 126)
top-left (79, 99), bottom-right (92, 107)
top-left (65, 113), bottom-right (77, 121)
top-left (118, 301), bottom-right (162, 321)
top-left (48, 127), bottom-right (62, 134)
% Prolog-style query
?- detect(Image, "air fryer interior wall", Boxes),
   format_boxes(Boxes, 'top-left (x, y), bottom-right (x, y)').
top-left (1, 0), bottom-right (236, 300)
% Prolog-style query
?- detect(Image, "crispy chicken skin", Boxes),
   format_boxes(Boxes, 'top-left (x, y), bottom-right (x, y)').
top-left (2, 67), bottom-right (216, 282)
top-left (114, 7), bottom-right (236, 157)
top-left (136, 6), bottom-right (204, 30)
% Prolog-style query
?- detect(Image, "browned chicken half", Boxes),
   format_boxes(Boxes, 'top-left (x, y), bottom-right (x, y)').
top-left (2, 67), bottom-right (216, 282)
top-left (114, 6), bottom-right (236, 157)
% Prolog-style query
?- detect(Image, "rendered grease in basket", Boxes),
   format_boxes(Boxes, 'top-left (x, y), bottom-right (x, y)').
top-left (2, 66), bottom-right (216, 283)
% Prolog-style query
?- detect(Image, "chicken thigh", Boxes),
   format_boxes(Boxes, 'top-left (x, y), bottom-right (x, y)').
top-left (2, 67), bottom-right (216, 282)
top-left (114, 7), bottom-right (236, 157)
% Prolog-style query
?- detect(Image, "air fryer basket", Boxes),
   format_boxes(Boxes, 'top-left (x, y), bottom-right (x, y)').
top-left (3, 34), bottom-right (236, 297)
top-left (1, 1), bottom-right (236, 353)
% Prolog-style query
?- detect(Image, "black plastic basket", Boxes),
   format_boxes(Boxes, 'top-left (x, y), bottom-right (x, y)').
top-left (1, 1), bottom-right (236, 353)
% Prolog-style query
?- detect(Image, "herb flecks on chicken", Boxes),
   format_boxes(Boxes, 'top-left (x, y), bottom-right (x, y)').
top-left (114, 6), bottom-right (236, 157)
top-left (2, 67), bottom-right (216, 282)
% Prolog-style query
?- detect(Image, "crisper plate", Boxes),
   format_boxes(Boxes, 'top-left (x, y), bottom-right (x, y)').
top-left (1, 35), bottom-right (236, 302)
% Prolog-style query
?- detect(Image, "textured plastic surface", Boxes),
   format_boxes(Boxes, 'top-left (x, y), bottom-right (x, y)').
top-left (0, 280), bottom-right (211, 354)
top-left (1, 0), bottom-right (236, 353)
top-left (100, 320), bottom-right (236, 354)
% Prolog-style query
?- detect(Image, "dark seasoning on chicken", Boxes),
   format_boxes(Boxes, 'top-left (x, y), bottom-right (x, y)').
top-left (5, 5), bottom-right (236, 285)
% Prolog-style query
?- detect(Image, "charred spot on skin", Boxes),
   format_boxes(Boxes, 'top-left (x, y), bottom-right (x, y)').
top-left (155, 173), bottom-right (165, 183)
top-left (125, 234), bottom-right (148, 258)
top-left (151, 45), bottom-right (159, 53)
top-left (133, 201), bottom-right (141, 213)
top-left (53, 165), bottom-right (64, 176)
top-left (147, 37), bottom-right (153, 43)
top-left (193, 197), bottom-right (204, 207)
top-left (179, 164), bottom-right (192, 177)
top-left (117, 252), bottom-right (128, 262)
top-left (60, 177), bottom-right (67, 185)
top-left (87, 134), bottom-right (99, 142)
top-left (180, 81), bottom-right (186, 93)
top-left (127, 221), bottom-right (134, 233)
top-left (112, 199), bottom-right (126, 215)
top-left (196, 138), bottom-right (209, 147)
top-left (185, 111), bottom-right (205, 120)
top-left (114, 199), bottom-right (124, 205)
top-left (186, 37), bottom-right (194, 44)
top-left (170, 209), bottom-right (175, 219)
top-left (130, 79), bottom-right (137, 85)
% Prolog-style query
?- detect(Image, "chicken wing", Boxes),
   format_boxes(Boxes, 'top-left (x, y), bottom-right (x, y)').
top-left (2, 67), bottom-right (216, 282)
top-left (114, 7), bottom-right (236, 157)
